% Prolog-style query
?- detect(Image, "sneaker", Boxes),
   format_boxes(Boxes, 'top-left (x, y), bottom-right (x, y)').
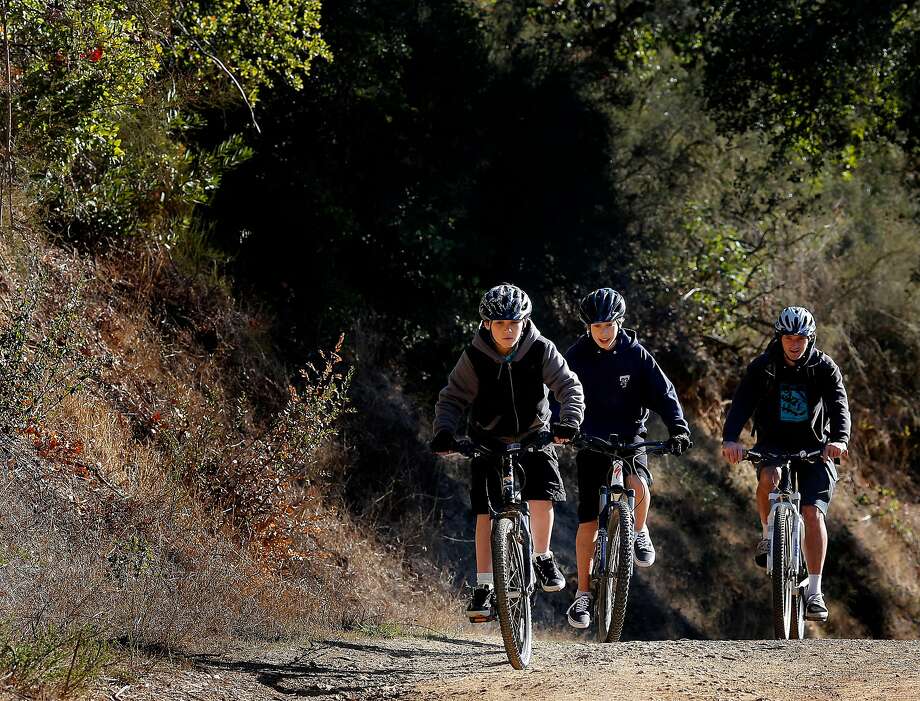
top-left (566, 593), bottom-right (592, 629)
top-left (754, 538), bottom-right (769, 568)
top-left (466, 585), bottom-right (495, 622)
top-left (805, 593), bottom-right (829, 622)
top-left (533, 552), bottom-right (566, 592)
top-left (634, 526), bottom-right (656, 568)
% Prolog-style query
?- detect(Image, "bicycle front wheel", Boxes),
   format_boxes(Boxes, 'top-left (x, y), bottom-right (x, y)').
top-left (492, 515), bottom-right (532, 669)
top-left (595, 499), bottom-right (634, 643)
top-left (772, 509), bottom-right (793, 639)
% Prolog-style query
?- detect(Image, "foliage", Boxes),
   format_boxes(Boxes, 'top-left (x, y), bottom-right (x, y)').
top-left (7, 0), bottom-right (329, 244)
top-left (702, 1), bottom-right (920, 162)
top-left (173, 0), bottom-right (331, 104)
top-left (0, 261), bottom-right (97, 434)
top-left (168, 335), bottom-right (353, 562)
top-left (0, 623), bottom-right (111, 697)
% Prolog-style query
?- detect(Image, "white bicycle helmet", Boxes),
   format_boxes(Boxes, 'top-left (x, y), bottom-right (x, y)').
top-left (774, 306), bottom-right (816, 338)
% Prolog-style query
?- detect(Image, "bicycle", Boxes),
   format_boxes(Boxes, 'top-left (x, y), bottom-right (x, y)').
top-left (573, 433), bottom-right (671, 642)
top-left (744, 448), bottom-right (822, 640)
top-left (456, 431), bottom-right (553, 669)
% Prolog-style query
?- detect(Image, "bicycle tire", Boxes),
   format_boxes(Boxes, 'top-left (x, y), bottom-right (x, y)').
top-left (492, 515), bottom-right (532, 669)
top-left (596, 500), bottom-right (634, 643)
top-left (772, 509), bottom-right (793, 639)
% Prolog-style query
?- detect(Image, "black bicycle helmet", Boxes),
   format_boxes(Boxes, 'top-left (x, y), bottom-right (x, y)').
top-left (479, 283), bottom-right (533, 321)
top-left (578, 288), bottom-right (626, 325)
top-left (774, 306), bottom-right (816, 338)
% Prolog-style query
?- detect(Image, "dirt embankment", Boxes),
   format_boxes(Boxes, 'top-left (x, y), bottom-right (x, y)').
top-left (96, 634), bottom-right (920, 700)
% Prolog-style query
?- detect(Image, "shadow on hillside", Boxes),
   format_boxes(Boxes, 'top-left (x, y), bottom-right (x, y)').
top-left (189, 637), bottom-right (505, 698)
top-left (826, 525), bottom-right (888, 637)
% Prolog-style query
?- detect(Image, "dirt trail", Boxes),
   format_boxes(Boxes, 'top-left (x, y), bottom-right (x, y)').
top-left (99, 634), bottom-right (920, 700)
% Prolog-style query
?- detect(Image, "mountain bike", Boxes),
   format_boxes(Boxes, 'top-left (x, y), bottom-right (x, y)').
top-left (573, 433), bottom-right (670, 643)
top-left (456, 431), bottom-right (553, 669)
top-left (745, 448), bottom-right (822, 640)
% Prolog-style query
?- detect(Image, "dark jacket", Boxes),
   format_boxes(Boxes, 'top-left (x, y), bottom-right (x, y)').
top-left (433, 321), bottom-right (584, 441)
top-left (722, 339), bottom-right (850, 451)
top-left (562, 330), bottom-right (689, 440)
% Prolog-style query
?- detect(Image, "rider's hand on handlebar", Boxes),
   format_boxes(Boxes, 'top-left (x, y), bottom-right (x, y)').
top-left (666, 433), bottom-right (692, 456)
top-left (721, 441), bottom-right (744, 465)
top-left (823, 441), bottom-right (847, 460)
top-left (551, 422), bottom-right (578, 445)
top-left (430, 429), bottom-right (458, 455)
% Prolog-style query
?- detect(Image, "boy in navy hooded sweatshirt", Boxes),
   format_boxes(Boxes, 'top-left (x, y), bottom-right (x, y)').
top-left (562, 288), bottom-right (691, 629)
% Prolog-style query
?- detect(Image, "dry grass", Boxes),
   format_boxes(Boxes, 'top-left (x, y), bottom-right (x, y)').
top-left (0, 231), bottom-right (461, 698)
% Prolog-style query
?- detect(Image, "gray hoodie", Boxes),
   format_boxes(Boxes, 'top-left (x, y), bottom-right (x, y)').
top-left (433, 321), bottom-right (584, 441)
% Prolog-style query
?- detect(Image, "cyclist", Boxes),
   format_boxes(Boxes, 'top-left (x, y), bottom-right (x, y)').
top-left (721, 306), bottom-right (850, 622)
top-left (561, 288), bottom-right (691, 629)
top-left (430, 283), bottom-right (585, 622)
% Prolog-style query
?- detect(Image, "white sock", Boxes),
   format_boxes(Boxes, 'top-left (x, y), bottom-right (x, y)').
top-left (476, 572), bottom-right (493, 588)
top-left (534, 550), bottom-right (552, 560)
top-left (761, 522), bottom-right (769, 539)
top-left (807, 574), bottom-right (822, 598)
top-left (576, 589), bottom-right (591, 600)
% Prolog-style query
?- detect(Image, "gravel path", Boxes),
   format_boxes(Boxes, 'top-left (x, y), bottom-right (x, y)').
top-left (98, 634), bottom-right (920, 700)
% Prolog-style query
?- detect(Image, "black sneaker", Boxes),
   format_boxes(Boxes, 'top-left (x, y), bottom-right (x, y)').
top-left (805, 593), bottom-right (828, 622)
top-left (566, 593), bottom-right (592, 629)
top-left (533, 552), bottom-right (566, 592)
top-left (634, 526), bottom-right (656, 568)
top-left (754, 538), bottom-right (769, 568)
top-left (466, 585), bottom-right (495, 622)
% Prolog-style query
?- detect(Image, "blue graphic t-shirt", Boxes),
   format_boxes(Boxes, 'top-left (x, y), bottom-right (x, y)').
top-left (779, 383), bottom-right (808, 423)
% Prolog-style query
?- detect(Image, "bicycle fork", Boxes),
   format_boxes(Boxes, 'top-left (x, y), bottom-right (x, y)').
top-left (593, 486), bottom-right (636, 578)
top-left (766, 497), bottom-right (800, 577)
top-left (495, 506), bottom-right (534, 601)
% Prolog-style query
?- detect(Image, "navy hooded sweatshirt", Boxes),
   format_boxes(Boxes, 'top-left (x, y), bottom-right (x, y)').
top-left (561, 329), bottom-right (689, 440)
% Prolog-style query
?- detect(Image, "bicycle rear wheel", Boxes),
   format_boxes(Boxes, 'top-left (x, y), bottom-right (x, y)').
top-left (595, 500), bottom-right (634, 643)
top-left (771, 509), bottom-right (793, 639)
top-left (492, 515), bottom-right (532, 669)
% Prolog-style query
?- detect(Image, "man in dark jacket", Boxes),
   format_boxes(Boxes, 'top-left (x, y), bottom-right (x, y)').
top-left (722, 306), bottom-right (850, 623)
top-left (562, 288), bottom-right (691, 629)
top-left (430, 283), bottom-right (584, 622)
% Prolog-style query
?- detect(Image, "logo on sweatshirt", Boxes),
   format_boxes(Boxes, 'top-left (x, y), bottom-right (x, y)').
top-left (619, 375), bottom-right (630, 388)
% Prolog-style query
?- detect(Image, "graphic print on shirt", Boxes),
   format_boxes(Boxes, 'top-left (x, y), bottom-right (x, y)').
top-left (779, 383), bottom-right (808, 423)
top-left (619, 375), bottom-right (630, 388)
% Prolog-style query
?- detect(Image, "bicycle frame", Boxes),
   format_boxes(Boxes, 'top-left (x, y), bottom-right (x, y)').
top-left (492, 450), bottom-right (534, 597)
top-left (595, 459), bottom-right (636, 579)
top-left (456, 433), bottom-right (553, 600)
top-left (753, 451), bottom-right (816, 578)
top-left (766, 468), bottom-right (802, 577)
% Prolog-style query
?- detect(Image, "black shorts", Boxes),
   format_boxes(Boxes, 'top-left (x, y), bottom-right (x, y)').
top-left (754, 456), bottom-right (838, 515)
top-left (576, 443), bottom-right (652, 524)
top-left (470, 445), bottom-right (565, 515)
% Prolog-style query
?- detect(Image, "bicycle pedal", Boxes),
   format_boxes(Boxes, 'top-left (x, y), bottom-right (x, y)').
top-left (467, 613), bottom-right (496, 624)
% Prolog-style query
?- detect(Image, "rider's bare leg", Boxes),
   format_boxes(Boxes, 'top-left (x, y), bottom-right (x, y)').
top-left (627, 474), bottom-right (650, 532)
top-left (802, 505), bottom-right (827, 575)
top-left (575, 520), bottom-right (598, 592)
top-left (475, 513), bottom-right (492, 572)
top-left (528, 499), bottom-right (554, 554)
top-left (757, 466), bottom-right (781, 527)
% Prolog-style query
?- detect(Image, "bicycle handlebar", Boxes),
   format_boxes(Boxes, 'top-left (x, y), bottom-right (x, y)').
top-left (573, 433), bottom-right (669, 456)
top-left (454, 431), bottom-right (554, 459)
top-left (744, 448), bottom-right (823, 463)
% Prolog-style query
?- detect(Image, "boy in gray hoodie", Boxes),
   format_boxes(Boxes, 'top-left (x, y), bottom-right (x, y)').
top-left (431, 283), bottom-right (585, 621)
